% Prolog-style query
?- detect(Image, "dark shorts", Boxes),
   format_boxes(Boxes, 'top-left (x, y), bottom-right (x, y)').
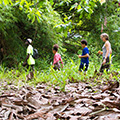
top-left (79, 63), bottom-right (89, 72)
top-left (54, 62), bottom-right (60, 71)
top-left (0, 53), bottom-right (3, 64)
top-left (27, 65), bottom-right (34, 72)
top-left (100, 57), bottom-right (110, 73)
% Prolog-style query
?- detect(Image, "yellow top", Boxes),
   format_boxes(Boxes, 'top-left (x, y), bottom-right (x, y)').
top-left (27, 45), bottom-right (35, 65)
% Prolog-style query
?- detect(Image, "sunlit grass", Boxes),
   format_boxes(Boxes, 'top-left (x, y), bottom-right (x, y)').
top-left (0, 58), bottom-right (120, 91)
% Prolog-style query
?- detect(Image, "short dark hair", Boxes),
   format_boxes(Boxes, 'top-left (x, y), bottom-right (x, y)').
top-left (81, 39), bottom-right (87, 45)
top-left (53, 44), bottom-right (59, 51)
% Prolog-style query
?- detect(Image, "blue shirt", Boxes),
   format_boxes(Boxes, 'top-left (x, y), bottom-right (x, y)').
top-left (81, 47), bottom-right (89, 65)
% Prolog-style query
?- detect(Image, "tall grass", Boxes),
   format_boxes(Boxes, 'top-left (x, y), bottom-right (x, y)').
top-left (0, 56), bottom-right (120, 91)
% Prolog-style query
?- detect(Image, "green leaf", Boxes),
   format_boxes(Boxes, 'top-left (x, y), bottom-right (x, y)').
top-left (49, 0), bottom-right (54, 5)
top-left (36, 10), bottom-right (41, 17)
top-left (84, 7), bottom-right (89, 13)
top-left (8, 0), bottom-right (13, 5)
top-left (36, 16), bottom-right (41, 23)
top-left (20, 0), bottom-right (25, 6)
top-left (0, 0), bottom-right (2, 4)
top-left (32, 15), bottom-right (35, 23)
top-left (3, 0), bottom-right (9, 5)
top-left (69, 3), bottom-right (78, 11)
top-left (25, 1), bottom-right (29, 9)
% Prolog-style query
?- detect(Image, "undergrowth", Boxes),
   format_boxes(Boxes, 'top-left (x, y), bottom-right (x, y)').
top-left (0, 57), bottom-right (120, 91)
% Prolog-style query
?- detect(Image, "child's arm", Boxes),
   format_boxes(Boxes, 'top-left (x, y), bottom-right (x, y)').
top-left (61, 63), bottom-right (64, 69)
top-left (23, 54), bottom-right (30, 66)
top-left (59, 57), bottom-right (63, 68)
top-left (78, 54), bottom-right (89, 58)
top-left (110, 49), bottom-right (112, 54)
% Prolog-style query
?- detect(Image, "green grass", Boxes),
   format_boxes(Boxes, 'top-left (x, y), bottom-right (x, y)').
top-left (0, 57), bottom-right (120, 91)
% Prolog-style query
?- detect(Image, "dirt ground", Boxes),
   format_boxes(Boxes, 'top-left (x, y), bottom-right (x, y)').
top-left (0, 79), bottom-right (120, 120)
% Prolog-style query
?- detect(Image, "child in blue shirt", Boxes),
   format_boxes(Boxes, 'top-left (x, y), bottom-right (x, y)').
top-left (78, 40), bottom-right (89, 72)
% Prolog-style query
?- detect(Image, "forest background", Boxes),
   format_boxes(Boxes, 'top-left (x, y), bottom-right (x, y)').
top-left (0, 0), bottom-right (120, 87)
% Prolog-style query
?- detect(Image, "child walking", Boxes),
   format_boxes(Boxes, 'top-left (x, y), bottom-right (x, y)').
top-left (52, 44), bottom-right (63, 70)
top-left (78, 40), bottom-right (89, 72)
top-left (23, 38), bottom-right (35, 80)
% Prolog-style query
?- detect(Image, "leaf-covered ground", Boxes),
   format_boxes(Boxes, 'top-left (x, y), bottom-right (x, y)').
top-left (0, 73), bottom-right (120, 120)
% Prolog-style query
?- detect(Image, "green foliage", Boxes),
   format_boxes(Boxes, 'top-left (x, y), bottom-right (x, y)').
top-left (0, 55), bottom-right (120, 91)
top-left (0, 0), bottom-right (120, 75)
top-left (0, 0), bottom-right (64, 67)
top-left (53, 0), bottom-right (120, 59)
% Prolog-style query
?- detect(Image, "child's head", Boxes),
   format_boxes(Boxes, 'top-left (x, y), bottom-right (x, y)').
top-left (25, 38), bottom-right (32, 45)
top-left (52, 44), bottom-right (59, 54)
top-left (81, 39), bottom-right (87, 48)
top-left (100, 33), bottom-right (109, 42)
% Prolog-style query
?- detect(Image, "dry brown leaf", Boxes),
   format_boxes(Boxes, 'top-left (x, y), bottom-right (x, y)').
top-left (102, 81), bottom-right (119, 92)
